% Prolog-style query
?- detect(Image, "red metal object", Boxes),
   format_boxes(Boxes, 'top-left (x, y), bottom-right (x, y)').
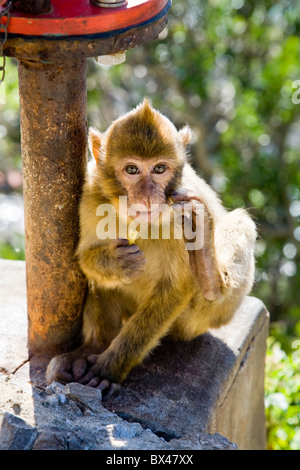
top-left (0, 0), bottom-right (170, 37)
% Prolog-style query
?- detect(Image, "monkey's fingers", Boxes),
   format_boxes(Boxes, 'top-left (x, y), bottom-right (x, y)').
top-left (48, 365), bottom-right (74, 384)
top-left (82, 372), bottom-right (106, 389)
top-left (113, 238), bottom-right (130, 248)
top-left (87, 354), bottom-right (98, 364)
top-left (170, 191), bottom-right (190, 204)
top-left (46, 355), bottom-right (75, 385)
top-left (98, 379), bottom-right (110, 392)
top-left (115, 244), bottom-right (141, 257)
top-left (53, 371), bottom-right (74, 385)
top-left (100, 381), bottom-right (121, 401)
top-left (118, 248), bottom-right (146, 276)
top-left (86, 377), bottom-right (101, 387)
top-left (119, 250), bottom-right (146, 265)
top-left (173, 199), bottom-right (207, 234)
top-left (79, 369), bottom-right (96, 385)
top-left (72, 357), bottom-right (89, 382)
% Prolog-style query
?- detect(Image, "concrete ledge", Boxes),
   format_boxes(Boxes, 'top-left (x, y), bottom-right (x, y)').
top-left (0, 259), bottom-right (269, 449)
top-left (0, 260), bottom-right (28, 375)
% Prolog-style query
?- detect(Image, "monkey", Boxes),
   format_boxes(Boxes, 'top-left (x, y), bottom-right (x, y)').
top-left (46, 99), bottom-right (257, 397)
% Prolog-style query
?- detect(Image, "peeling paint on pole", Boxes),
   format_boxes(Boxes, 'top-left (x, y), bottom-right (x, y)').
top-left (18, 59), bottom-right (88, 355)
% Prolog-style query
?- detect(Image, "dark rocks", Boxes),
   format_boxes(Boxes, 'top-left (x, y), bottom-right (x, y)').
top-left (63, 382), bottom-right (103, 412)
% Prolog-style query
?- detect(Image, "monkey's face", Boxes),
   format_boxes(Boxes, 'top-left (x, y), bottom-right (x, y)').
top-left (115, 156), bottom-right (177, 223)
top-left (88, 100), bottom-right (192, 223)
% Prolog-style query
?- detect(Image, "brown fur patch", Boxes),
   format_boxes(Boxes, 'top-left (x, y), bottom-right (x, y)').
top-left (105, 99), bottom-right (183, 163)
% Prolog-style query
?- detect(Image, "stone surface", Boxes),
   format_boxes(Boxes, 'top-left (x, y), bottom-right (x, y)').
top-left (64, 382), bottom-right (103, 413)
top-left (0, 374), bottom-right (237, 450)
top-left (0, 260), bottom-right (28, 375)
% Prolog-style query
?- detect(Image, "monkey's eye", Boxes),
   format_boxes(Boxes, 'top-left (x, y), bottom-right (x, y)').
top-left (153, 164), bottom-right (167, 174)
top-left (126, 165), bottom-right (139, 174)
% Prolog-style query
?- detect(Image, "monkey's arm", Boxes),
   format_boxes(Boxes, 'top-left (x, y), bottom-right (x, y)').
top-left (80, 278), bottom-right (192, 385)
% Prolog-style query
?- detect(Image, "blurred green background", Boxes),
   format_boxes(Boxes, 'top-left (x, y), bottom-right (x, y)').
top-left (0, 0), bottom-right (299, 449)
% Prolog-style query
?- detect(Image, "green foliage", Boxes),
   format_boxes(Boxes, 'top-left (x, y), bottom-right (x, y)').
top-left (0, 238), bottom-right (25, 260)
top-left (0, 58), bottom-right (21, 173)
top-left (1, 0), bottom-right (300, 450)
top-left (265, 335), bottom-right (300, 450)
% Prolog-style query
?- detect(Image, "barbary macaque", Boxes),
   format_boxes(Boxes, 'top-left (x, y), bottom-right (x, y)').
top-left (46, 99), bottom-right (256, 397)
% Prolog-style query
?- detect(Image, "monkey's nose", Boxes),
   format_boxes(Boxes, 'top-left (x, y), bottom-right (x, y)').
top-left (140, 196), bottom-right (152, 210)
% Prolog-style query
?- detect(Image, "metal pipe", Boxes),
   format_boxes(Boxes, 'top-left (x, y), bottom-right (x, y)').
top-left (18, 58), bottom-right (87, 356)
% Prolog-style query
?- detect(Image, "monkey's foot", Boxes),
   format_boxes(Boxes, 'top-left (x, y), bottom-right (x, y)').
top-left (45, 347), bottom-right (103, 386)
top-left (79, 354), bottom-right (121, 400)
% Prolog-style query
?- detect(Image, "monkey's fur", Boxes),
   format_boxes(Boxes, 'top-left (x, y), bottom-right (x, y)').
top-left (46, 100), bottom-right (256, 394)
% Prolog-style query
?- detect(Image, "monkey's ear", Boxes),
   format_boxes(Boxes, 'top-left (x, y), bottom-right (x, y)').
top-left (88, 127), bottom-right (102, 163)
top-left (178, 125), bottom-right (192, 147)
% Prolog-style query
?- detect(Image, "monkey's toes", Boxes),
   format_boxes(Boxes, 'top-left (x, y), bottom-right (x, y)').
top-left (72, 357), bottom-right (89, 382)
top-left (46, 356), bottom-right (74, 385)
top-left (79, 369), bottom-right (121, 400)
top-left (99, 380), bottom-right (121, 401)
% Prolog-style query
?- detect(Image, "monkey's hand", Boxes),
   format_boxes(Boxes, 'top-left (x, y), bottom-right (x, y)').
top-left (111, 238), bottom-right (146, 284)
top-left (171, 191), bottom-right (224, 301)
top-left (79, 354), bottom-right (121, 400)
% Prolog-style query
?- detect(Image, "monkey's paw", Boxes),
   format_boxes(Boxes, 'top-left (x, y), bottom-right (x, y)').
top-left (79, 354), bottom-right (121, 400)
top-left (112, 238), bottom-right (146, 283)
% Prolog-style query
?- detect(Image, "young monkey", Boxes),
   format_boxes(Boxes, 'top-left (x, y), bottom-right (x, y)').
top-left (46, 99), bottom-right (257, 397)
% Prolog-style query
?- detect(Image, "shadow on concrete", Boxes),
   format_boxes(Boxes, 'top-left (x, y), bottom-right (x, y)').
top-left (105, 333), bottom-right (237, 439)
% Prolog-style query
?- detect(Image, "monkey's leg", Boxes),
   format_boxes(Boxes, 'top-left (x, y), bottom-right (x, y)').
top-left (79, 279), bottom-right (193, 389)
top-left (45, 287), bottom-right (123, 385)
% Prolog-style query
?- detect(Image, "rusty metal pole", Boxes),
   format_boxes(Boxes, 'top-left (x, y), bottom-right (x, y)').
top-left (18, 58), bottom-right (87, 356)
